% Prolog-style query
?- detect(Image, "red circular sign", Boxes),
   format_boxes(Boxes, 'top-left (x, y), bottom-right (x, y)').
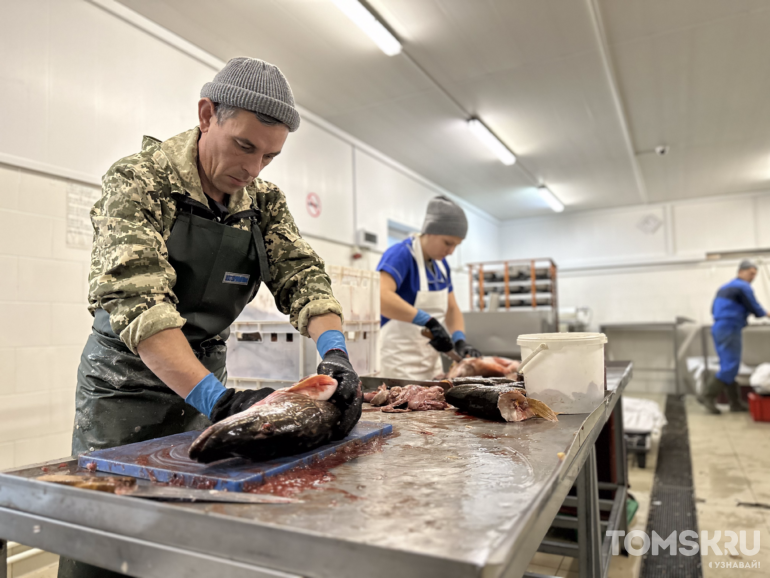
top-left (306, 192), bottom-right (321, 218)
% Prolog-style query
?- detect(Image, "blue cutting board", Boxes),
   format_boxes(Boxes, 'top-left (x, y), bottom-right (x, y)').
top-left (78, 421), bottom-right (392, 492)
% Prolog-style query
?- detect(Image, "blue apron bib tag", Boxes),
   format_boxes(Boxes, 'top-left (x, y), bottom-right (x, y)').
top-left (223, 272), bottom-right (250, 285)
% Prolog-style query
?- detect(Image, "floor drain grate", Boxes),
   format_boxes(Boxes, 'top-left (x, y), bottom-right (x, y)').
top-left (639, 394), bottom-right (702, 578)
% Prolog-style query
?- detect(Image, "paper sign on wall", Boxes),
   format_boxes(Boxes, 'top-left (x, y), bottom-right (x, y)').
top-left (66, 182), bottom-right (101, 249)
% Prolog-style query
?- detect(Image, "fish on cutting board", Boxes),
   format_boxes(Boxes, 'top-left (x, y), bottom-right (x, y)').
top-left (446, 384), bottom-right (557, 422)
top-left (365, 384), bottom-right (449, 412)
top-left (442, 356), bottom-right (520, 379)
top-left (189, 375), bottom-right (342, 464)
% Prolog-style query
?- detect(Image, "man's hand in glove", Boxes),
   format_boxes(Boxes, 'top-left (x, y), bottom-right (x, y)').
top-left (317, 349), bottom-right (363, 440)
top-left (185, 373), bottom-right (275, 423)
top-left (315, 330), bottom-right (363, 439)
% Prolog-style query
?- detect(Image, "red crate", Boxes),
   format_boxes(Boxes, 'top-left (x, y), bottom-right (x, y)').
top-left (748, 393), bottom-right (770, 422)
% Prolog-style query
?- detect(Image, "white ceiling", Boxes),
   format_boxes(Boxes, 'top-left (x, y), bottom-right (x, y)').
top-left (117, 0), bottom-right (770, 219)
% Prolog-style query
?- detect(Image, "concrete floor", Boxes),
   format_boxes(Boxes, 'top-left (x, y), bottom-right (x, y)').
top-left (17, 394), bottom-right (770, 578)
top-left (688, 396), bottom-right (770, 577)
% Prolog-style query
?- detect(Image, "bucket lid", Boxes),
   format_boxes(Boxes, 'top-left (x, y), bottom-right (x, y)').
top-left (517, 332), bottom-right (607, 346)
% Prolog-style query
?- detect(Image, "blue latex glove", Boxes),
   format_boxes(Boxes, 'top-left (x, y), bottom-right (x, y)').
top-left (185, 373), bottom-right (227, 419)
top-left (186, 373), bottom-right (276, 422)
top-left (452, 330), bottom-right (466, 343)
top-left (412, 309), bottom-right (431, 326)
top-left (316, 329), bottom-right (348, 357)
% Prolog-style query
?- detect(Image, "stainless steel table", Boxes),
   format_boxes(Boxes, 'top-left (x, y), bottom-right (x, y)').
top-left (0, 362), bottom-right (632, 578)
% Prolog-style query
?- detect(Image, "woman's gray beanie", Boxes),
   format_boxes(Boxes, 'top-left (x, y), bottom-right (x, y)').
top-left (422, 196), bottom-right (468, 239)
top-left (201, 57), bottom-right (300, 132)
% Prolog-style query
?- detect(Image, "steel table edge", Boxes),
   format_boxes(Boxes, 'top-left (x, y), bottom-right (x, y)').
top-left (482, 362), bottom-right (633, 578)
top-left (0, 474), bottom-right (483, 578)
top-left (0, 505), bottom-right (298, 578)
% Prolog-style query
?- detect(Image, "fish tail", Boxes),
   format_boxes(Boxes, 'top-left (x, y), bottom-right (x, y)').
top-left (526, 398), bottom-right (559, 421)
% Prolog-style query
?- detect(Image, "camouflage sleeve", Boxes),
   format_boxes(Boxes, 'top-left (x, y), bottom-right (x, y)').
top-left (260, 187), bottom-right (343, 336)
top-left (89, 166), bottom-right (184, 354)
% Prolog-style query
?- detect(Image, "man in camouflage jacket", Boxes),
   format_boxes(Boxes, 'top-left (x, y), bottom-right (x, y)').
top-left (62, 57), bottom-right (364, 578)
top-left (72, 57), bottom-right (362, 476)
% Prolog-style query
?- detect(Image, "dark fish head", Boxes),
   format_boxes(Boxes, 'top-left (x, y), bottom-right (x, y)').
top-left (189, 394), bottom-right (341, 464)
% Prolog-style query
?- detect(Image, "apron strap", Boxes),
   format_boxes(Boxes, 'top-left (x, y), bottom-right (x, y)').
top-left (409, 234), bottom-right (429, 292)
top-left (250, 217), bottom-right (272, 284)
top-left (173, 192), bottom-right (272, 284)
top-left (434, 259), bottom-right (448, 286)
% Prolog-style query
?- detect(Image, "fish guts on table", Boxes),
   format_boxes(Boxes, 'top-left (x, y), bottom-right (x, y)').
top-left (189, 375), bottom-right (341, 463)
top-left (364, 384), bottom-right (450, 412)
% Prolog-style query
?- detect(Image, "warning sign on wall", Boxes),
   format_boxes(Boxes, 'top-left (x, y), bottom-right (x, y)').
top-left (306, 192), bottom-right (321, 218)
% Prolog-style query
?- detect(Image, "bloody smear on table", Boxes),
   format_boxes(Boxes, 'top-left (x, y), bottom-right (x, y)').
top-left (245, 434), bottom-right (391, 498)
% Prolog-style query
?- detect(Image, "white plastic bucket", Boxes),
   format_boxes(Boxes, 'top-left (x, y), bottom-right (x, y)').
top-left (517, 332), bottom-right (608, 414)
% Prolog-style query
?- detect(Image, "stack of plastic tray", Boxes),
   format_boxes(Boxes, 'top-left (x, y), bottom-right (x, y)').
top-left (227, 267), bottom-right (381, 390)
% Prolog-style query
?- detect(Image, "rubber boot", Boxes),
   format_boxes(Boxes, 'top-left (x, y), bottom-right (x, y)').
top-left (725, 382), bottom-right (749, 412)
top-left (697, 374), bottom-right (724, 415)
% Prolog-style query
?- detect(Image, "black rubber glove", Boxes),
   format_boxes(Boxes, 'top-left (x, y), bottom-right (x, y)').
top-left (209, 387), bottom-right (275, 423)
top-left (425, 317), bottom-right (454, 353)
top-left (317, 349), bottom-right (363, 440)
top-left (454, 339), bottom-right (482, 358)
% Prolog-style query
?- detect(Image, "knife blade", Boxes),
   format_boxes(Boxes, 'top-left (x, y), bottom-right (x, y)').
top-left (360, 376), bottom-right (452, 392)
top-left (117, 485), bottom-right (300, 504)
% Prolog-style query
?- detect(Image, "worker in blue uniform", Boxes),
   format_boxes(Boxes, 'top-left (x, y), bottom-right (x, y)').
top-left (698, 260), bottom-right (767, 414)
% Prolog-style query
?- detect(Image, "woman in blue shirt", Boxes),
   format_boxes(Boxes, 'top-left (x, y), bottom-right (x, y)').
top-left (698, 260), bottom-right (767, 414)
top-left (377, 196), bottom-right (481, 379)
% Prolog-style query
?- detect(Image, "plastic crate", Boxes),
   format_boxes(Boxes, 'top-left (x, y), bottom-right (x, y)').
top-left (226, 269), bottom-right (381, 389)
top-left (748, 393), bottom-right (770, 422)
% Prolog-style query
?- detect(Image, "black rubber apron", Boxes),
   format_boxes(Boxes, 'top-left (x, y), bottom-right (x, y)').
top-left (70, 194), bottom-right (270, 456)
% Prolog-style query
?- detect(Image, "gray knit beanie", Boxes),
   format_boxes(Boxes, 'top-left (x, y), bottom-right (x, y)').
top-left (422, 196), bottom-right (468, 239)
top-left (739, 259), bottom-right (757, 271)
top-left (201, 57), bottom-right (300, 132)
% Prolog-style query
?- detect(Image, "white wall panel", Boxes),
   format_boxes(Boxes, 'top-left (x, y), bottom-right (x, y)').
top-left (260, 121), bottom-right (354, 245)
top-left (673, 197), bottom-right (756, 256)
top-left (355, 149), bottom-right (438, 254)
top-left (499, 205), bottom-right (667, 267)
top-left (500, 191), bottom-right (770, 329)
top-left (1, 0), bottom-right (210, 180)
top-left (756, 195), bottom-right (770, 248)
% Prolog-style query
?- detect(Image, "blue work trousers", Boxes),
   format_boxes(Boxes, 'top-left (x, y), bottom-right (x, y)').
top-left (712, 320), bottom-right (743, 384)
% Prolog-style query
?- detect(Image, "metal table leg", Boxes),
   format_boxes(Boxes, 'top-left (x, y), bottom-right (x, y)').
top-left (578, 446), bottom-right (602, 578)
top-left (1, 539), bottom-right (7, 578)
top-left (612, 395), bottom-right (628, 510)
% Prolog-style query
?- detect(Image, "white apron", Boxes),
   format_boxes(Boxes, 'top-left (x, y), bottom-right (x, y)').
top-left (380, 234), bottom-right (449, 380)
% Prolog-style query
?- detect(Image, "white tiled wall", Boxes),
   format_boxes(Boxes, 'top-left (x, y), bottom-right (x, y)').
top-left (0, 164), bottom-right (94, 469)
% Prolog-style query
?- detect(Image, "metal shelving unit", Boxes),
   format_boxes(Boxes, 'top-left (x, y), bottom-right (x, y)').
top-left (467, 258), bottom-right (559, 327)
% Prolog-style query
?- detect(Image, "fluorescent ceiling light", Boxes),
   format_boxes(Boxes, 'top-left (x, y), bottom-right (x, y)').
top-left (538, 186), bottom-right (564, 213)
top-left (331, 0), bottom-right (402, 56)
top-left (467, 119), bottom-right (516, 166)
